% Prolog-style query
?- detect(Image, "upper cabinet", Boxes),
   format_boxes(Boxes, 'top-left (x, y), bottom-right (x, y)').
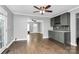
top-left (51, 16), bottom-right (61, 26)
top-left (60, 13), bottom-right (70, 25)
top-left (54, 16), bottom-right (61, 25)
top-left (50, 13), bottom-right (70, 26)
top-left (50, 18), bottom-right (54, 26)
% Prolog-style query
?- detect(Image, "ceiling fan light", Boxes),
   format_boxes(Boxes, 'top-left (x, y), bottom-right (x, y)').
top-left (40, 11), bottom-right (42, 14)
top-left (43, 11), bottom-right (45, 13)
top-left (40, 10), bottom-right (45, 14)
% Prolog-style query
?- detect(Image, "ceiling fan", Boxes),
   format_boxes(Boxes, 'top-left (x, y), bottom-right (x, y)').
top-left (33, 5), bottom-right (52, 15)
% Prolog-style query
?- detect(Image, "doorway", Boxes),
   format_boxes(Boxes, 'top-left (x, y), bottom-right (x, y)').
top-left (27, 22), bottom-right (41, 33)
top-left (26, 20), bottom-right (43, 52)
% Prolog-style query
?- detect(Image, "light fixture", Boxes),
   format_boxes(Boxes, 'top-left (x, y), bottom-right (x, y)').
top-left (43, 10), bottom-right (45, 13)
top-left (40, 10), bottom-right (45, 14)
top-left (33, 5), bottom-right (52, 15)
top-left (40, 11), bottom-right (42, 14)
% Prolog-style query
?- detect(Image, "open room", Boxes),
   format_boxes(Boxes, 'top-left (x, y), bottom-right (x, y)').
top-left (0, 5), bottom-right (79, 54)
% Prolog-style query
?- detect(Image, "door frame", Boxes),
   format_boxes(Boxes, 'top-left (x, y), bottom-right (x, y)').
top-left (26, 20), bottom-right (43, 34)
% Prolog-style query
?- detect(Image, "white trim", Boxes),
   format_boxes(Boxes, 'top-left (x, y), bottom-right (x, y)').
top-left (67, 7), bottom-right (79, 12)
top-left (51, 7), bottom-right (79, 18)
top-left (14, 11), bottom-right (68, 18)
top-left (71, 42), bottom-right (77, 46)
top-left (9, 6), bottom-right (79, 18)
top-left (14, 12), bottom-right (51, 18)
top-left (6, 39), bottom-right (15, 48)
top-left (43, 36), bottom-right (48, 39)
top-left (15, 39), bottom-right (27, 41)
top-left (0, 39), bottom-right (15, 54)
top-left (0, 6), bottom-right (7, 16)
top-left (0, 46), bottom-right (7, 54)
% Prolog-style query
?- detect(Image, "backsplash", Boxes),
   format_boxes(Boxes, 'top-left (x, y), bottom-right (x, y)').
top-left (53, 25), bottom-right (70, 31)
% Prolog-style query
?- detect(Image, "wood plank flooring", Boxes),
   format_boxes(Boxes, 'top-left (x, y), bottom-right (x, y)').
top-left (2, 39), bottom-right (78, 54)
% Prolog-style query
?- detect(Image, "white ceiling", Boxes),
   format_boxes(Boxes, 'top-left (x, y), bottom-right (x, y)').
top-left (6, 5), bottom-right (79, 18)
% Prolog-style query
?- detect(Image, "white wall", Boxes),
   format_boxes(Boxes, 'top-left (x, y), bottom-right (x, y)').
top-left (70, 8), bottom-right (79, 46)
top-left (1, 5), bottom-right (14, 45)
top-left (0, 5), bottom-right (14, 53)
top-left (14, 15), bottom-right (51, 40)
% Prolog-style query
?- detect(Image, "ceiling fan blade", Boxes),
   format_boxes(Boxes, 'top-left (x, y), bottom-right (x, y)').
top-left (33, 11), bottom-right (39, 13)
top-left (45, 10), bottom-right (52, 12)
top-left (33, 6), bottom-right (40, 10)
top-left (45, 5), bottom-right (51, 9)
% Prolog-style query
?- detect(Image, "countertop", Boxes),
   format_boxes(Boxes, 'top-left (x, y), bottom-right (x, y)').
top-left (49, 30), bottom-right (70, 32)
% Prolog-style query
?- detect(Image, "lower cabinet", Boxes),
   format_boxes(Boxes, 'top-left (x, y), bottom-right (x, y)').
top-left (48, 31), bottom-right (70, 44)
top-left (48, 31), bottom-right (55, 39)
top-left (54, 32), bottom-right (64, 43)
top-left (58, 32), bottom-right (64, 43)
top-left (54, 32), bottom-right (59, 41)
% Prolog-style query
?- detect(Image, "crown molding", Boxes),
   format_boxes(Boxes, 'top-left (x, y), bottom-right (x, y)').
top-left (67, 6), bottom-right (79, 12)
top-left (7, 6), bottom-right (79, 18)
top-left (13, 11), bottom-right (52, 18)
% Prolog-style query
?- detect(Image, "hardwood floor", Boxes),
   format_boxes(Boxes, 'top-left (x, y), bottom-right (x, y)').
top-left (2, 39), bottom-right (77, 54)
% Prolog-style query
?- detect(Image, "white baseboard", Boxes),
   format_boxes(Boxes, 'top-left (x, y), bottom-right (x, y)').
top-left (71, 42), bottom-right (77, 46)
top-left (0, 39), bottom-right (15, 54)
top-left (15, 39), bottom-right (27, 41)
top-left (6, 39), bottom-right (15, 48)
top-left (43, 36), bottom-right (48, 39)
top-left (0, 47), bottom-right (7, 54)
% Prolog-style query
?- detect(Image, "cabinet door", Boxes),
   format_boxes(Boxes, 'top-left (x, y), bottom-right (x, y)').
top-left (48, 31), bottom-right (55, 39)
top-left (54, 32), bottom-right (56, 40)
top-left (50, 18), bottom-right (54, 26)
top-left (58, 32), bottom-right (64, 43)
top-left (54, 32), bottom-right (58, 41)
top-left (52, 31), bottom-right (55, 39)
top-left (64, 32), bottom-right (70, 45)
top-left (54, 16), bottom-right (60, 25)
top-left (60, 13), bottom-right (67, 25)
top-left (48, 31), bottom-right (52, 39)
top-left (60, 13), bottom-right (70, 25)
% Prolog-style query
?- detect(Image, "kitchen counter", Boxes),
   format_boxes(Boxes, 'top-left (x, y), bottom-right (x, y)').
top-left (48, 30), bottom-right (70, 45)
top-left (49, 30), bottom-right (70, 32)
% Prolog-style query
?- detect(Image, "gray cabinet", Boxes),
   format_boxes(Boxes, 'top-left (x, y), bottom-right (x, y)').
top-left (48, 31), bottom-right (55, 39)
top-left (48, 31), bottom-right (52, 39)
top-left (64, 32), bottom-right (70, 45)
top-left (48, 31), bottom-right (64, 43)
top-left (50, 13), bottom-right (70, 26)
top-left (54, 16), bottom-right (61, 25)
top-left (48, 31), bottom-right (70, 44)
top-left (60, 13), bottom-right (70, 25)
top-left (54, 32), bottom-right (64, 43)
top-left (50, 18), bottom-right (54, 26)
top-left (55, 32), bottom-right (59, 42)
top-left (58, 32), bottom-right (64, 43)
top-left (51, 16), bottom-right (61, 26)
